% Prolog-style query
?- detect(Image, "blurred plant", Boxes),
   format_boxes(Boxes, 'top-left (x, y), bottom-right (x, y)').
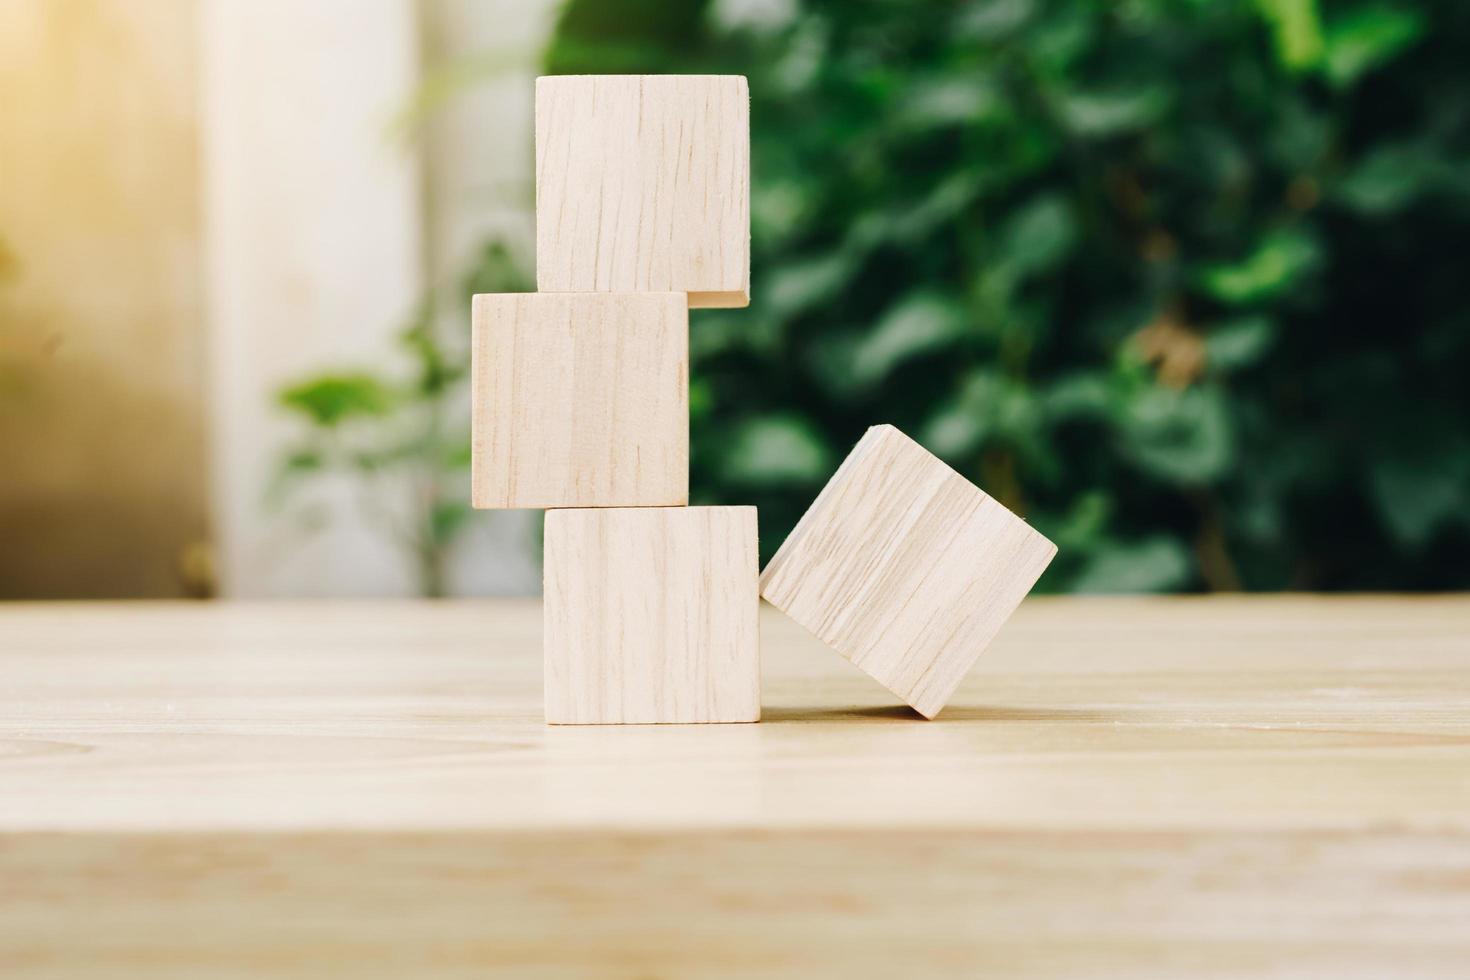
top-left (540, 0), bottom-right (1470, 591)
top-left (271, 242), bottom-right (530, 597)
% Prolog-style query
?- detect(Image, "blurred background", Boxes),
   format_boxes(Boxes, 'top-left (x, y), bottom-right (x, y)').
top-left (2, 0), bottom-right (1466, 600)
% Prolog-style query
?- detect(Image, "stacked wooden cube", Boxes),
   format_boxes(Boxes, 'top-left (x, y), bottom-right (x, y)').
top-left (472, 75), bottom-right (1057, 725)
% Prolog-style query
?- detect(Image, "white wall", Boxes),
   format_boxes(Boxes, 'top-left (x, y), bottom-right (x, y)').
top-left (422, 0), bottom-right (559, 596)
top-left (202, 0), bottom-right (425, 597)
top-left (203, 0), bottom-right (558, 597)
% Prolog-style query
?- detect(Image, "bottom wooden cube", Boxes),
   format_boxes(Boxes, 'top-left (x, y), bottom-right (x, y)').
top-left (543, 506), bottom-right (760, 725)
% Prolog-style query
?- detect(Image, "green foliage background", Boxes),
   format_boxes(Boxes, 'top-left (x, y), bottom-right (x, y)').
top-left (276, 0), bottom-right (1470, 595)
top-left (544, 0), bottom-right (1470, 592)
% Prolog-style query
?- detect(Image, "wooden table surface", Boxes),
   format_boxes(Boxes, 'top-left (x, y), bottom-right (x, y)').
top-left (2, 597), bottom-right (1468, 978)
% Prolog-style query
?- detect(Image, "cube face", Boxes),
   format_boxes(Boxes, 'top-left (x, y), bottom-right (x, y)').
top-left (544, 506), bottom-right (760, 725)
top-left (759, 425), bottom-right (1057, 719)
top-left (471, 292), bottom-right (688, 510)
top-left (535, 75), bottom-right (750, 308)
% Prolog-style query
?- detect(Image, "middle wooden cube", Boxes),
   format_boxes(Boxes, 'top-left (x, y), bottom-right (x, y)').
top-left (471, 292), bottom-right (688, 510)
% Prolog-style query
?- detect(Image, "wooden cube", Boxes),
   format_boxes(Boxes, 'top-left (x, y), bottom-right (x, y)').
top-left (544, 506), bottom-right (760, 725)
top-left (759, 425), bottom-right (1057, 719)
top-left (471, 292), bottom-right (687, 509)
top-left (535, 75), bottom-right (750, 308)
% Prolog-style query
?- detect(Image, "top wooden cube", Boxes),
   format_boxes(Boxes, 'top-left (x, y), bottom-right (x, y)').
top-left (759, 425), bottom-right (1057, 719)
top-left (535, 75), bottom-right (750, 308)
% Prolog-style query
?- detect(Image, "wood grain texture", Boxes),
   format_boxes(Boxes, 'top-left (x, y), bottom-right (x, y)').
top-left (1, 597), bottom-right (1469, 978)
top-left (470, 292), bottom-right (688, 509)
top-left (543, 506), bottom-right (759, 724)
top-left (535, 75), bottom-right (750, 308)
top-left (761, 424), bottom-right (1057, 718)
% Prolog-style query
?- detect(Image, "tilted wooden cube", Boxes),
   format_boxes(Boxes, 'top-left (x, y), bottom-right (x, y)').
top-left (544, 506), bottom-right (760, 725)
top-left (759, 425), bottom-right (1057, 719)
top-left (535, 74), bottom-right (750, 308)
top-left (470, 292), bottom-right (687, 509)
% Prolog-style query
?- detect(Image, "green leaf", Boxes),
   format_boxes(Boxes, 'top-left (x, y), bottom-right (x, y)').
top-left (351, 444), bottom-right (419, 472)
top-left (808, 293), bottom-right (969, 399)
top-left (1366, 436), bottom-right (1469, 548)
top-left (265, 445), bottom-right (332, 509)
top-left (278, 374), bottom-right (398, 427)
top-left (400, 318), bottom-right (466, 397)
top-left (428, 500), bottom-right (476, 546)
top-left (999, 195), bottom-right (1077, 278)
top-left (1114, 385), bottom-right (1233, 484)
top-left (443, 440), bottom-right (473, 469)
top-left (1254, 0), bottom-right (1325, 71)
top-left (720, 415), bottom-right (833, 487)
top-left (281, 448), bottom-right (325, 475)
top-left (710, 0), bottom-right (798, 33)
top-left (1071, 536), bottom-right (1193, 593)
top-left (848, 292), bottom-right (969, 389)
top-left (1336, 144), bottom-right (1428, 215)
top-left (1198, 230), bottom-right (1319, 305)
top-left (954, 0), bottom-right (1034, 40)
top-left (1323, 5), bottom-right (1424, 87)
top-left (1027, 7), bottom-right (1094, 74)
top-left (1205, 317), bottom-right (1275, 372)
top-left (267, 447), bottom-right (328, 506)
top-left (1267, 95), bottom-right (1332, 172)
top-left (690, 309), bottom-right (780, 360)
top-left (921, 370), bottom-right (1037, 458)
top-left (848, 172), bottom-right (986, 251)
top-left (459, 240), bottom-right (532, 300)
top-left (751, 178), bottom-right (812, 245)
top-left (1057, 88), bottom-right (1169, 138)
top-left (689, 377), bottom-right (714, 420)
top-left (762, 251), bottom-right (855, 318)
top-left (1042, 490), bottom-right (1113, 555)
top-left (901, 77), bottom-right (1002, 130)
top-left (1042, 373), bottom-right (1111, 423)
top-left (922, 396), bottom-right (990, 461)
